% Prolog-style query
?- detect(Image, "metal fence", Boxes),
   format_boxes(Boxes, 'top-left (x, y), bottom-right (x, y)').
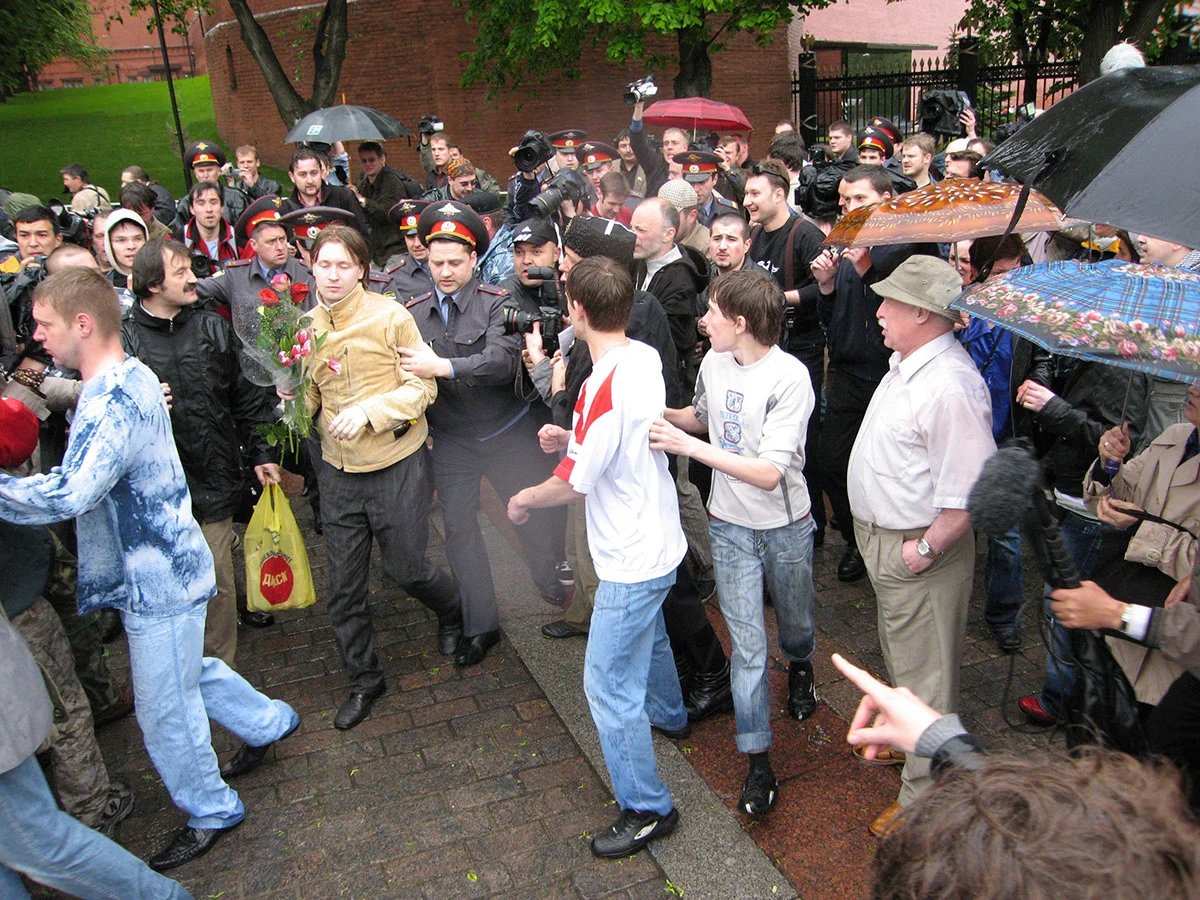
top-left (792, 39), bottom-right (1078, 148)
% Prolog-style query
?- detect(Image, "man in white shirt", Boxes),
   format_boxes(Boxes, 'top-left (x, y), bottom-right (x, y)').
top-left (508, 256), bottom-right (687, 860)
top-left (847, 256), bottom-right (995, 835)
top-left (651, 269), bottom-right (818, 818)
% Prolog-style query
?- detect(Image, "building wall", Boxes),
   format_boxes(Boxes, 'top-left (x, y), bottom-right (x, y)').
top-left (38, 2), bottom-right (206, 89)
top-left (795, 0), bottom-right (969, 63)
top-left (203, 0), bottom-right (794, 178)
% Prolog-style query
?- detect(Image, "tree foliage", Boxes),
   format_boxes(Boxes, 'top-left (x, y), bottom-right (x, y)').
top-left (0, 0), bottom-right (107, 94)
top-left (960, 0), bottom-right (1179, 82)
top-left (124, 0), bottom-right (348, 125)
top-left (458, 0), bottom-right (833, 99)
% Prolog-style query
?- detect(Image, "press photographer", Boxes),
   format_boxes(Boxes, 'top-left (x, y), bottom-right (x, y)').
top-left (505, 129), bottom-right (555, 224)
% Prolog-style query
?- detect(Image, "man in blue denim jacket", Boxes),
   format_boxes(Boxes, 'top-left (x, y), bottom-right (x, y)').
top-left (0, 267), bottom-right (299, 872)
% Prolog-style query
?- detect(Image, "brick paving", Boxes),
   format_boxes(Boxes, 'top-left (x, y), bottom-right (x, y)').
top-left (71, 483), bottom-right (1067, 899)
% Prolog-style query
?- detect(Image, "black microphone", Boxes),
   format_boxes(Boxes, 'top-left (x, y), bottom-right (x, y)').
top-left (968, 443), bottom-right (1080, 590)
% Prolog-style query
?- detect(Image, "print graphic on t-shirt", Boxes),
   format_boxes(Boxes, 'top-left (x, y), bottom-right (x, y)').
top-left (725, 390), bottom-right (744, 413)
top-left (755, 260), bottom-right (780, 276)
top-left (722, 420), bottom-right (743, 446)
top-left (572, 367), bottom-right (617, 445)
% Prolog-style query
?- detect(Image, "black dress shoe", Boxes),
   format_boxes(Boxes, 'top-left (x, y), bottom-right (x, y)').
top-left (541, 620), bottom-right (586, 639)
top-left (238, 610), bottom-right (275, 628)
top-left (453, 630), bottom-right (501, 667)
top-left (437, 614), bottom-right (463, 656)
top-left (334, 684), bottom-right (386, 730)
top-left (837, 546), bottom-right (866, 582)
top-left (148, 821), bottom-right (241, 871)
top-left (591, 807), bottom-right (679, 858)
top-left (651, 721), bottom-right (691, 740)
top-left (220, 716), bottom-right (300, 778)
top-left (991, 626), bottom-right (1022, 653)
top-left (787, 660), bottom-right (818, 721)
top-left (685, 660), bottom-right (734, 722)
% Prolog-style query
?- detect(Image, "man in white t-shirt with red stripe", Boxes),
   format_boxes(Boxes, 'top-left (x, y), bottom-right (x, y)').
top-left (508, 256), bottom-right (688, 859)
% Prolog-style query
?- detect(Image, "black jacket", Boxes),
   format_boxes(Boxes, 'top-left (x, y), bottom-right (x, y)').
top-left (1034, 359), bottom-right (1152, 497)
top-left (818, 242), bottom-right (941, 384)
top-left (121, 304), bottom-right (275, 524)
top-left (635, 244), bottom-right (710, 401)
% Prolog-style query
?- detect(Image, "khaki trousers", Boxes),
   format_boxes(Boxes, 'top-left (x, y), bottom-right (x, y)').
top-left (854, 519), bottom-right (974, 805)
top-left (200, 517), bottom-right (237, 666)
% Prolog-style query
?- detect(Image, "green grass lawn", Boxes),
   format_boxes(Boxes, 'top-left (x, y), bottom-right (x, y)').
top-left (0, 76), bottom-right (287, 205)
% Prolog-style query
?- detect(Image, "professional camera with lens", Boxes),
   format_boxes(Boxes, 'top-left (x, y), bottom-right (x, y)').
top-left (513, 130), bottom-right (554, 174)
top-left (190, 253), bottom-right (215, 280)
top-left (503, 296), bottom-right (563, 356)
top-left (45, 200), bottom-right (91, 248)
top-left (529, 170), bottom-right (588, 219)
top-left (418, 115), bottom-right (444, 137)
top-left (624, 74), bottom-right (658, 105)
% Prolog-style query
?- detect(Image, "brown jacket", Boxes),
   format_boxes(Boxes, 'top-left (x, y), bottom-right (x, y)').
top-left (1084, 422), bottom-right (1200, 703)
top-left (305, 284), bottom-right (437, 473)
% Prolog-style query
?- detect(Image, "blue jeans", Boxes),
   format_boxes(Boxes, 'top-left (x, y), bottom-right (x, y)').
top-left (584, 571), bottom-right (686, 816)
top-left (124, 605), bottom-right (298, 829)
top-left (0, 754), bottom-right (191, 899)
top-left (984, 527), bottom-right (1024, 634)
top-left (710, 516), bottom-right (817, 754)
top-left (1040, 509), bottom-right (1128, 716)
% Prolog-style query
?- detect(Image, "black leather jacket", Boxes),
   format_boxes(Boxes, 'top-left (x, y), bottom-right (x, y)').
top-left (121, 303), bottom-right (275, 523)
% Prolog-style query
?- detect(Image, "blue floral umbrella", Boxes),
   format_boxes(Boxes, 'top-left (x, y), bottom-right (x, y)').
top-left (952, 259), bottom-right (1200, 383)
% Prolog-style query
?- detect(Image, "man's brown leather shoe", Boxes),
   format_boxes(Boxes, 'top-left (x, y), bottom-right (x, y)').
top-left (869, 801), bottom-right (904, 838)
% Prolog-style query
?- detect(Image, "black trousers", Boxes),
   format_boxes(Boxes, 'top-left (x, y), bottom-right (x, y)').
top-left (1147, 671), bottom-right (1200, 812)
top-left (817, 368), bottom-right (879, 545)
top-left (431, 416), bottom-right (565, 637)
top-left (317, 448), bottom-right (460, 692)
top-left (788, 336), bottom-right (827, 531)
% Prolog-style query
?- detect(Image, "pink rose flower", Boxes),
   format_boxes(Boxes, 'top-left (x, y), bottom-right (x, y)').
top-left (328, 358), bottom-right (343, 375)
top-left (1117, 339), bottom-right (1138, 357)
top-left (270, 273), bottom-right (292, 292)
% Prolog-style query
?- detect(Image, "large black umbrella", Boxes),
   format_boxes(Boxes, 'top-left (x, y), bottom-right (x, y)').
top-left (983, 65), bottom-right (1200, 249)
top-left (285, 105), bottom-right (412, 144)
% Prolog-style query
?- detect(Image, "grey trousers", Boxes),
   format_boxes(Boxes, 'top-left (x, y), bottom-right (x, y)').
top-left (855, 519), bottom-right (974, 806)
top-left (317, 448), bottom-right (460, 692)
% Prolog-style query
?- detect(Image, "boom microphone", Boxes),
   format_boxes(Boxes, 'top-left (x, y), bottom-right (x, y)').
top-left (968, 443), bottom-right (1080, 590)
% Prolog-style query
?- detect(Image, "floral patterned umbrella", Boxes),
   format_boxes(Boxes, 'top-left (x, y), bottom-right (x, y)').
top-left (824, 179), bottom-right (1070, 248)
top-left (952, 259), bottom-right (1200, 383)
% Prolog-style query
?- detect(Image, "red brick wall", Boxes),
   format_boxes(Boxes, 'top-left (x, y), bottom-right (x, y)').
top-left (204, 0), bottom-right (793, 178)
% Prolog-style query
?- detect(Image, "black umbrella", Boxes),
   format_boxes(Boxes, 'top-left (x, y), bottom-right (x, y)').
top-left (285, 105), bottom-right (412, 144)
top-left (983, 65), bottom-right (1200, 249)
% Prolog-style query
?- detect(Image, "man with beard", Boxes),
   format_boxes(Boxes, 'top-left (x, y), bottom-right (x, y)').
top-left (284, 147), bottom-right (368, 235)
top-left (708, 213), bottom-right (751, 277)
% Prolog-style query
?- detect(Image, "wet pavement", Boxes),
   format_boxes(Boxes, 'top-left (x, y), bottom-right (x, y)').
top-left (81, 480), bottom-right (1060, 899)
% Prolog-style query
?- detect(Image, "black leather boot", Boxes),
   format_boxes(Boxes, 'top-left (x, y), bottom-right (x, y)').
top-left (674, 650), bottom-right (694, 699)
top-left (787, 659), bottom-right (818, 721)
top-left (685, 659), bottom-right (733, 722)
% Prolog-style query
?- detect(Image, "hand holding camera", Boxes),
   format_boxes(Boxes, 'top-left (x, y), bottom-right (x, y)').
top-left (624, 74), bottom-right (657, 106)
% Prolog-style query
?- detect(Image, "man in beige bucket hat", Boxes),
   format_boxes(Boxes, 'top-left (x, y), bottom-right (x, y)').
top-left (846, 255), bottom-right (996, 836)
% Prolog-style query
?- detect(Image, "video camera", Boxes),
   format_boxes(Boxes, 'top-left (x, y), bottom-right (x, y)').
top-left (190, 253), bottom-right (215, 280)
top-left (624, 74), bottom-right (658, 105)
top-left (513, 130), bottom-right (555, 174)
top-left (418, 115), bottom-right (444, 137)
top-left (919, 89), bottom-right (973, 137)
top-left (503, 285), bottom-right (563, 355)
top-left (45, 200), bottom-right (92, 248)
top-left (529, 169), bottom-right (589, 219)
top-left (797, 158), bottom-right (857, 221)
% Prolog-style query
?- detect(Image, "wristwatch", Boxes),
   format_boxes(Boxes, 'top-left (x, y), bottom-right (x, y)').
top-left (1119, 603), bottom-right (1136, 635)
top-left (916, 537), bottom-right (939, 559)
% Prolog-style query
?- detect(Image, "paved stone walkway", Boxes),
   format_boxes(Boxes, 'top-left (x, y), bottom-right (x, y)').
top-left (77, 483), bottom-right (1064, 899)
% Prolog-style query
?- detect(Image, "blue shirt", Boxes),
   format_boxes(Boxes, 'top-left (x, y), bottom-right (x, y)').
top-left (0, 356), bottom-right (215, 617)
top-left (959, 317), bottom-right (1014, 442)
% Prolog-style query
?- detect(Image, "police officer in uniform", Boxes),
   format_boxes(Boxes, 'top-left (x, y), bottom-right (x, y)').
top-left (547, 130), bottom-right (587, 173)
top-left (196, 196), bottom-right (314, 319)
top-left (673, 151), bottom-right (740, 227)
top-left (374, 199), bottom-right (432, 303)
top-left (177, 141), bottom-right (249, 229)
top-left (277, 205), bottom-right (359, 267)
top-left (402, 201), bottom-right (566, 667)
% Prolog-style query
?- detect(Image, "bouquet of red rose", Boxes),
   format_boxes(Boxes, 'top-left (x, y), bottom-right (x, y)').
top-left (235, 273), bottom-right (323, 458)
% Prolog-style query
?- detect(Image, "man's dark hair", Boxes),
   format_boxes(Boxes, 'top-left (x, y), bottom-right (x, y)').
top-left (768, 135), bottom-right (807, 171)
top-left (359, 141), bottom-right (384, 157)
top-left (614, 128), bottom-right (632, 144)
top-left (711, 211), bottom-right (750, 240)
top-left (947, 150), bottom-right (984, 179)
top-left (969, 234), bottom-right (1026, 272)
top-left (828, 120), bottom-right (853, 138)
top-left (709, 268), bottom-right (784, 346)
top-left (60, 163), bottom-right (88, 181)
top-left (120, 182), bottom-right (157, 212)
top-left (13, 205), bottom-right (59, 234)
top-left (842, 164), bottom-right (893, 197)
top-left (872, 749), bottom-right (1200, 900)
top-left (566, 256), bottom-right (634, 333)
top-left (599, 172), bottom-right (629, 198)
top-left (122, 165), bottom-right (150, 183)
top-left (290, 146), bottom-right (330, 173)
top-left (188, 181), bottom-right (222, 205)
top-left (747, 159), bottom-right (790, 195)
top-left (132, 238), bottom-right (189, 300)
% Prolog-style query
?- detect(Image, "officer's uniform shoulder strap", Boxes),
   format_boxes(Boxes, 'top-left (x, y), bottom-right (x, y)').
top-left (224, 258), bottom-right (252, 269)
top-left (405, 291), bottom-right (434, 309)
top-left (478, 283), bottom-right (509, 297)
